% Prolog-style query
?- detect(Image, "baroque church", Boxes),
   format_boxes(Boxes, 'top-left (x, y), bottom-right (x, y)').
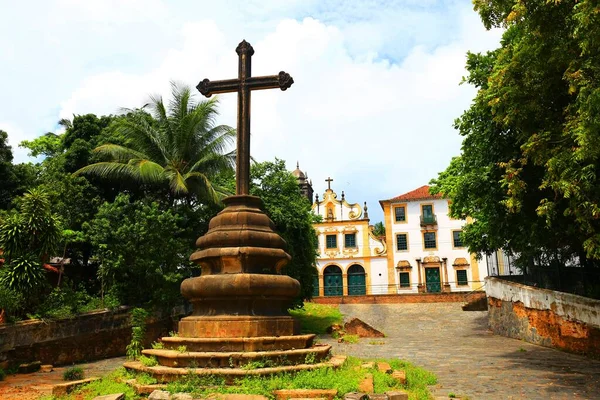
top-left (292, 163), bottom-right (493, 297)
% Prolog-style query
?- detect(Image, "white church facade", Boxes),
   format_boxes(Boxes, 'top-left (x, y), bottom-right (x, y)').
top-left (310, 178), bottom-right (389, 297)
top-left (293, 163), bottom-right (492, 296)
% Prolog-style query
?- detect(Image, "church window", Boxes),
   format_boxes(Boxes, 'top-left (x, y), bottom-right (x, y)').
top-left (453, 230), bottom-right (464, 248)
top-left (394, 206), bottom-right (406, 222)
top-left (345, 233), bottom-right (356, 248)
top-left (396, 234), bottom-right (408, 251)
top-left (423, 232), bottom-right (437, 249)
top-left (399, 272), bottom-right (410, 288)
top-left (326, 234), bottom-right (337, 249)
top-left (456, 269), bottom-right (468, 286)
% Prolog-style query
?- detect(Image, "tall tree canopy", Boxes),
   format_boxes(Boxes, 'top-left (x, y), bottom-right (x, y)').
top-left (249, 159), bottom-right (319, 304)
top-left (431, 0), bottom-right (600, 269)
top-left (75, 83), bottom-right (236, 205)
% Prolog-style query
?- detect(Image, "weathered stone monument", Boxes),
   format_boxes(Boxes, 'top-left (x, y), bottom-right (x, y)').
top-left (125, 40), bottom-right (335, 381)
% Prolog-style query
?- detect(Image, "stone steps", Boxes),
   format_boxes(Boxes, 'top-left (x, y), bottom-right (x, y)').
top-left (123, 355), bottom-right (347, 383)
top-left (160, 334), bottom-right (315, 352)
top-left (142, 344), bottom-right (331, 368)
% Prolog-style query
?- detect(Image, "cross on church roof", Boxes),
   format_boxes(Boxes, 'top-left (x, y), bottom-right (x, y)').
top-left (197, 40), bottom-right (294, 195)
top-left (325, 177), bottom-right (333, 190)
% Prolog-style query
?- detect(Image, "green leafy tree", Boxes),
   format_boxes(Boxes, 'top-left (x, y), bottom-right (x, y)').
top-left (0, 188), bottom-right (62, 299)
top-left (84, 194), bottom-right (195, 309)
top-left (431, 0), bottom-right (600, 272)
top-left (249, 159), bottom-right (319, 304)
top-left (75, 83), bottom-right (236, 205)
top-left (0, 130), bottom-right (35, 209)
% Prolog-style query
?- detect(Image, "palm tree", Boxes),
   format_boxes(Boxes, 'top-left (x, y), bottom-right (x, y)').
top-left (75, 82), bottom-right (236, 204)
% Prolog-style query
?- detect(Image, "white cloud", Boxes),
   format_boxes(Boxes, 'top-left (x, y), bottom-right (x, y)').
top-left (1, 0), bottom-right (502, 222)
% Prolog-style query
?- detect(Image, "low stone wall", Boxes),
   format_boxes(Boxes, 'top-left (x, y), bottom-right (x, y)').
top-left (0, 307), bottom-right (173, 367)
top-left (311, 291), bottom-right (485, 305)
top-left (486, 277), bottom-right (600, 357)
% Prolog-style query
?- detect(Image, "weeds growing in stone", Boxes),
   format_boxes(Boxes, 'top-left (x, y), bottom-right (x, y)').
top-left (177, 345), bottom-right (188, 353)
top-left (62, 366), bottom-right (84, 381)
top-left (139, 355), bottom-right (158, 367)
top-left (126, 308), bottom-right (149, 360)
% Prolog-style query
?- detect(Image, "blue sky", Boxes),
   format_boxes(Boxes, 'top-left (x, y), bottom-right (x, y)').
top-left (0, 0), bottom-right (501, 223)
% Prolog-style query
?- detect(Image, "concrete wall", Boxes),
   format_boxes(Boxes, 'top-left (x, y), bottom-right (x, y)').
top-left (0, 307), bottom-right (173, 368)
top-left (486, 277), bottom-right (600, 357)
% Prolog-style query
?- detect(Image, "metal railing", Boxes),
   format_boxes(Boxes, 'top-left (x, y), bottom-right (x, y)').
top-left (420, 214), bottom-right (437, 226)
top-left (313, 280), bottom-right (486, 297)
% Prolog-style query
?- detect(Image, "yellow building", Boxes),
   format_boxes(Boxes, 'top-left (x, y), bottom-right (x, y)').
top-left (310, 178), bottom-right (388, 296)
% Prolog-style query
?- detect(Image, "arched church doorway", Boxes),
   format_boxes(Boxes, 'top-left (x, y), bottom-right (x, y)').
top-left (347, 264), bottom-right (366, 295)
top-left (323, 265), bottom-right (343, 296)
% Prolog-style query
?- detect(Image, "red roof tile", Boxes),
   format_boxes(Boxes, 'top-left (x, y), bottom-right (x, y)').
top-left (381, 185), bottom-right (443, 203)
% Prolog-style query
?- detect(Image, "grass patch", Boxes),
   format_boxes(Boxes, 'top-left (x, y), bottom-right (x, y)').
top-left (71, 368), bottom-right (136, 400)
top-left (136, 373), bottom-right (158, 385)
top-left (162, 357), bottom-right (435, 400)
top-left (288, 303), bottom-right (343, 334)
top-left (340, 334), bottom-right (359, 344)
top-left (51, 358), bottom-right (436, 400)
top-left (63, 366), bottom-right (84, 381)
top-left (139, 355), bottom-right (158, 367)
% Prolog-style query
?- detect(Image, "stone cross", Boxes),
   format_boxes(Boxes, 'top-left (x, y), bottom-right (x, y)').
top-left (197, 40), bottom-right (294, 195)
top-left (325, 177), bottom-right (333, 190)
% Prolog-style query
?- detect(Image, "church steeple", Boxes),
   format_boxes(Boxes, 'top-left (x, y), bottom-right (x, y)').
top-left (292, 161), bottom-right (314, 203)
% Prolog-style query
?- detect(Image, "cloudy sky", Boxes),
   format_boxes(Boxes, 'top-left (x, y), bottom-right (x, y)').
top-left (0, 0), bottom-right (502, 223)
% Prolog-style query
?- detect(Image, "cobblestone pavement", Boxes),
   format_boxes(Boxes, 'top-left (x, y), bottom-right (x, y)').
top-left (0, 356), bottom-right (126, 399)
top-left (320, 303), bottom-right (600, 400)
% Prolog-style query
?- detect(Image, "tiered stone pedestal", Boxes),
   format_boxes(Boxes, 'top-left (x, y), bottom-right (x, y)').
top-left (124, 195), bottom-right (334, 382)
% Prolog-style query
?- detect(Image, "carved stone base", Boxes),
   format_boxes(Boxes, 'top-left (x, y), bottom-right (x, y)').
top-left (178, 315), bottom-right (296, 338)
top-left (180, 273), bottom-right (300, 319)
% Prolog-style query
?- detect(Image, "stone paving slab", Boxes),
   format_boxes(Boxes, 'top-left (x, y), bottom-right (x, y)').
top-left (319, 303), bottom-right (600, 400)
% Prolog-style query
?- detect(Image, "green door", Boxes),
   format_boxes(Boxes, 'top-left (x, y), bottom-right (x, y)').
top-left (324, 266), bottom-right (343, 296)
top-left (347, 264), bottom-right (366, 295)
top-left (425, 267), bottom-right (441, 293)
top-left (312, 275), bottom-right (320, 297)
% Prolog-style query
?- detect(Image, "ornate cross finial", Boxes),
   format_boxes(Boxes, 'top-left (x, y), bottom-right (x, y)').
top-left (325, 177), bottom-right (333, 190)
top-left (197, 40), bottom-right (294, 195)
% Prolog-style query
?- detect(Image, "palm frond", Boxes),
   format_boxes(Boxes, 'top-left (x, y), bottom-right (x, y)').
top-left (111, 112), bottom-right (168, 163)
top-left (184, 171), bottom-right (221, 204)
top-left (93, 143), bottom-right (149, 162)
top-left (128, 159), bottom-right (165, 183)
top-left (164, 168), bottom-right (189, 196)
top-left (74, 162), bottom-right (143, 181)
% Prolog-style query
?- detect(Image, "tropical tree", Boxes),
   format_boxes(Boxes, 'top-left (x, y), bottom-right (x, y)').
top-left (431, 0), bottom-right (600, 290)
top-left (75, 83), bottom-right (236, 205)
top-left (0, 188), bottom-right (62, 298)
top-left (249, 159), bottom-right (319, 305)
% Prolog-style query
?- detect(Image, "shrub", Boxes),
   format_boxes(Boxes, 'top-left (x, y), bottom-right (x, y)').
top-left (139, 355), bottom-right (158, 367)
top-left (0, 286), bottom-right (24, 320)
top-left (0, 368), bottom-right (5, 381)
top-left (126, 308), bottom-right (149, 360)
top-left (63, 366), bottom-right (84, 381)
